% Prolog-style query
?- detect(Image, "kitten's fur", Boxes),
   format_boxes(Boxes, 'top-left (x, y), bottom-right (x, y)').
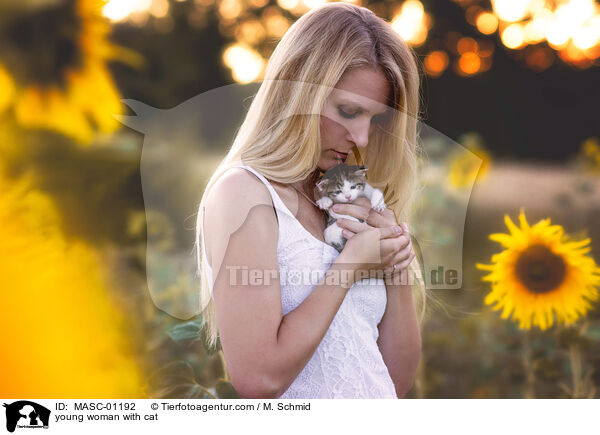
top-left (314, 163), bottom-right (386, 252)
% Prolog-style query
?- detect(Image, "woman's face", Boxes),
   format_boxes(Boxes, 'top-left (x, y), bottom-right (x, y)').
top-left (318, 66), bottom-right (392, 171)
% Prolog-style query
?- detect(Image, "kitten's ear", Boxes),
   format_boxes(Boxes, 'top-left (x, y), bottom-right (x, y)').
top-left (353, 166), bottom-right (368, 177)
top-left (315, 178), bottom-right (330, 192)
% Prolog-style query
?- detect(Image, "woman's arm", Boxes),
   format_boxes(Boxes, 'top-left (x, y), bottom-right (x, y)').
top-left (377, 276), bottom-right (422, 398)
top-left (204, 169), bottom-right (358, 398)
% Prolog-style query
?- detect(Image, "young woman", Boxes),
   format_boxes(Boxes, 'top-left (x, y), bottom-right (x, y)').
top-left (196, 2), bottom-right (424, 399)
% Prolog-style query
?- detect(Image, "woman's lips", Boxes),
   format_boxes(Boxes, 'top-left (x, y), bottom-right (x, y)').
top-left (333, 150), bottom-right (348, 160)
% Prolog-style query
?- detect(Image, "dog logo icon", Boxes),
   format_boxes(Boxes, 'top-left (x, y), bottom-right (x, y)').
top-left (3, 401), bottom-right (50, 433)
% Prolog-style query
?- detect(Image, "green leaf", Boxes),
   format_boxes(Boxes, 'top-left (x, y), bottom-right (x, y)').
top-left (168, 319), bottom-right (204, 342)
top-left (582, 325), bottom-right (600, 341)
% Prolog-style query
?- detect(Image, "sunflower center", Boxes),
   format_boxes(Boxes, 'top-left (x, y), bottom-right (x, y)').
top-left (515, 244), bottom-right (566, 294)
top-left (0, 1), bottom-right (83, 89)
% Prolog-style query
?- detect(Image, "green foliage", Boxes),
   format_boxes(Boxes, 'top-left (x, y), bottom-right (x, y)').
top-left (168, 320), bottom-right (204, 343)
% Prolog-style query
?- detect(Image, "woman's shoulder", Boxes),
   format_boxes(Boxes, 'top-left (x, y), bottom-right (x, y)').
top-left (205, 167), bottom-right (274, 212)
top-left (202, 167), bottom-right (279, 263)
top-left (203, 168), bottom-right (278, 276)
top-left (203, 167), bottom-right (279, 236)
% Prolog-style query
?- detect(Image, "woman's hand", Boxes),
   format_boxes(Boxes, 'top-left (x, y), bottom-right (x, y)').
top-left (337, 226), bottom-right (406, 281)
top-left (333, 197), bottom-right (415, 277)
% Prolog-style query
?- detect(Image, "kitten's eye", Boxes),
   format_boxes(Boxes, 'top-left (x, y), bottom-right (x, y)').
top-left (350, 185), bottom-right (356, 189)
top-left (335, 190), bottom-right (342, 194)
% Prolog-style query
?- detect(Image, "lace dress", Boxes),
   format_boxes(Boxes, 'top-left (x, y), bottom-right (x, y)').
top-left (201, 165), bottom-right (397, 398)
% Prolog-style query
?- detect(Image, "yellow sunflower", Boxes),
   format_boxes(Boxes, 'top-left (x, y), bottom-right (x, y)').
top-left (477, 208), bottom-right (600, 331)
top-left (0, 0), bottom-right (143, 143)
top-left (578, 137), bottom-right (600, 173)
top-left (447, 134), bottom-right (490, 188)
top-left (0, 167), bottom-right (146, 397)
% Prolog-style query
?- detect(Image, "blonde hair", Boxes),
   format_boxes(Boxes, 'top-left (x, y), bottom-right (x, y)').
top-left (195, 2), bottom-right (426, 350)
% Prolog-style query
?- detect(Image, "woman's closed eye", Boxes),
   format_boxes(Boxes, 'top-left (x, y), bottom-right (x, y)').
top-left (338, 107), bottom-right (386, 126)
top-left (338, 107), bottom-right (360, 119)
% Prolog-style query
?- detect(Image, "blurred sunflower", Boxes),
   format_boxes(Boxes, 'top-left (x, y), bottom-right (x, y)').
top-left (447, 133), bottom-right (490, 188)
top-left (477, 209), bottom-right (600, 331)
top-left (0, 0), bottom-right (143, 143)
top-left (578, 137), bottom-right (600, 173)
top-left (0, 169), bottom-right (147, 397)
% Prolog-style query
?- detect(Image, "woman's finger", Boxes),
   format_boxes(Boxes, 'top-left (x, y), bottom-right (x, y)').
top-left (336, 218), bottom-right (371, 234)
top-left (365, 211), bottom-right (393, 228)
top-left (400, 222), bottom-right (409, 234)
top-left (392, 251), bottom-right (415, 270)
top-left (377, 238), bottom-right (410, 266)
top-left (390, 247), bottom-right (414, 265)
top-left (381, 246), bottom-right (411, 270)
top-left (380, 235), bottom-right (411, 255)
top-left (376, 225), bottom-right (404, 240)
top-left (341, 229), bottom-right (356, 239)
top-left (382, 251), bottom-right (415, 277)
top-left (332, 203), bottom-right (370, 221)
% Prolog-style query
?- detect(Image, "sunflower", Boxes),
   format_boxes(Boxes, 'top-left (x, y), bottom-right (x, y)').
top-left (578, 137), bottom-right (600, 173)
top-left (447, 133), bottom-right (490, 189)
top-left (0, 0), bottom-right (143, 143)
top-left (0, 166), bottom-right (146, 397)
top-left (477, 208), bottom-right (600, 331)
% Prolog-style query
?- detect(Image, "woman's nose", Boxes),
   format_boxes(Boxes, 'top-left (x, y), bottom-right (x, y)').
top-left (348, 118), bottom-right (372, 148)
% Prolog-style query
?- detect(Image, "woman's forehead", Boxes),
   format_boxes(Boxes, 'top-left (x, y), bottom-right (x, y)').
top-left (330, 69), bottom-right (392, 114)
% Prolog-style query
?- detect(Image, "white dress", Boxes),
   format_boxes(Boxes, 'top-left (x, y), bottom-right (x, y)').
top-left (201, 165), bottom-right (397, 398)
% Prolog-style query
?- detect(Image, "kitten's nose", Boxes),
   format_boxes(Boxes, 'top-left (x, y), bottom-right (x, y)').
top-left (345, 194), bottom-right (351, 200)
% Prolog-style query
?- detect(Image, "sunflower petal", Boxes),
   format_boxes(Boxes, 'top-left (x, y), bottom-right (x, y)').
top-left (504, 213), bottom-right (521, 237)
top-left (518, 207), bottom-right (529, 231)
top-left (489, 233), bottom-right (515, 248)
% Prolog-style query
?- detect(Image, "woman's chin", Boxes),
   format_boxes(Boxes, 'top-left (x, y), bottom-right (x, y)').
top-left (318, 158), bottom-right (342, 172)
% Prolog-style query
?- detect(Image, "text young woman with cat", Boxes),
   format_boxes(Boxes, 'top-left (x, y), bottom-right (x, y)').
top-left (196, 3), bottom-right (424, 398)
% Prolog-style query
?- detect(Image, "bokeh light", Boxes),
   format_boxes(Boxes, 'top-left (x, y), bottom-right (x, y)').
top-left (457, 52), bottom-right (481, 75)
top-left (223, 44), bottom-right (266, 83)
top-left (103, 0), bottom-right (152, 22)
top-left (502, 23), bottom-right (526, 49)
top-left (456, 0), bottom-right (600, 70)
top-left (491, 0), bottom-right (531, 23)
top-left (391, 1), bottom-right (430, 47)
top-left (476, 11), bottom-right (499, 35)
top-left (424, 50), bottom-right (449, 77)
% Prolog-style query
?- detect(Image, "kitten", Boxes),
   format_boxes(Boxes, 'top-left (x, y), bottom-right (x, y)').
top-left (314, 163), bottom-right (386, 252)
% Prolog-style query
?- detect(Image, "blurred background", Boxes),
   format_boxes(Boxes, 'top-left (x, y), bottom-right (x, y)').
top-left (1, 0), bottom-right (599, 399)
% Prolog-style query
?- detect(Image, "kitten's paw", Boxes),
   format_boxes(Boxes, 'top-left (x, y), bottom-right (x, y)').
top-left (372, 199), bottom-right (386, 214)
top-left (316, 197), bottom-right (333, 210)
top-left (369, 188), bottom-right (386, 213)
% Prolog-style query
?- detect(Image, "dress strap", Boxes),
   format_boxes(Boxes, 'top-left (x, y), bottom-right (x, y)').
top-left (231, 165), bottom-right (295, 222)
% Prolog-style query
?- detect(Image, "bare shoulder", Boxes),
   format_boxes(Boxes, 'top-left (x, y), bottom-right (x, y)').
top-left (205, 167), bottom-right (273, 211)
top-left (203, 167), bottom-right (278, 263)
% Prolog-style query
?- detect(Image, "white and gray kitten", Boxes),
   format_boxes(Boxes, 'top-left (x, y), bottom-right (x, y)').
top-left (314, 164), bottom-right (386, 252)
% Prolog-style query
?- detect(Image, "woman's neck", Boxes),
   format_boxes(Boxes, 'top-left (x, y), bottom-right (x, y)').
top-left (290, 169), bottom-right (321, 197)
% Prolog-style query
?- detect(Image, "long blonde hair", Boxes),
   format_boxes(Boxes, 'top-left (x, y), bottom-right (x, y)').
top-left (195, 2), bottom-right (425, 350)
